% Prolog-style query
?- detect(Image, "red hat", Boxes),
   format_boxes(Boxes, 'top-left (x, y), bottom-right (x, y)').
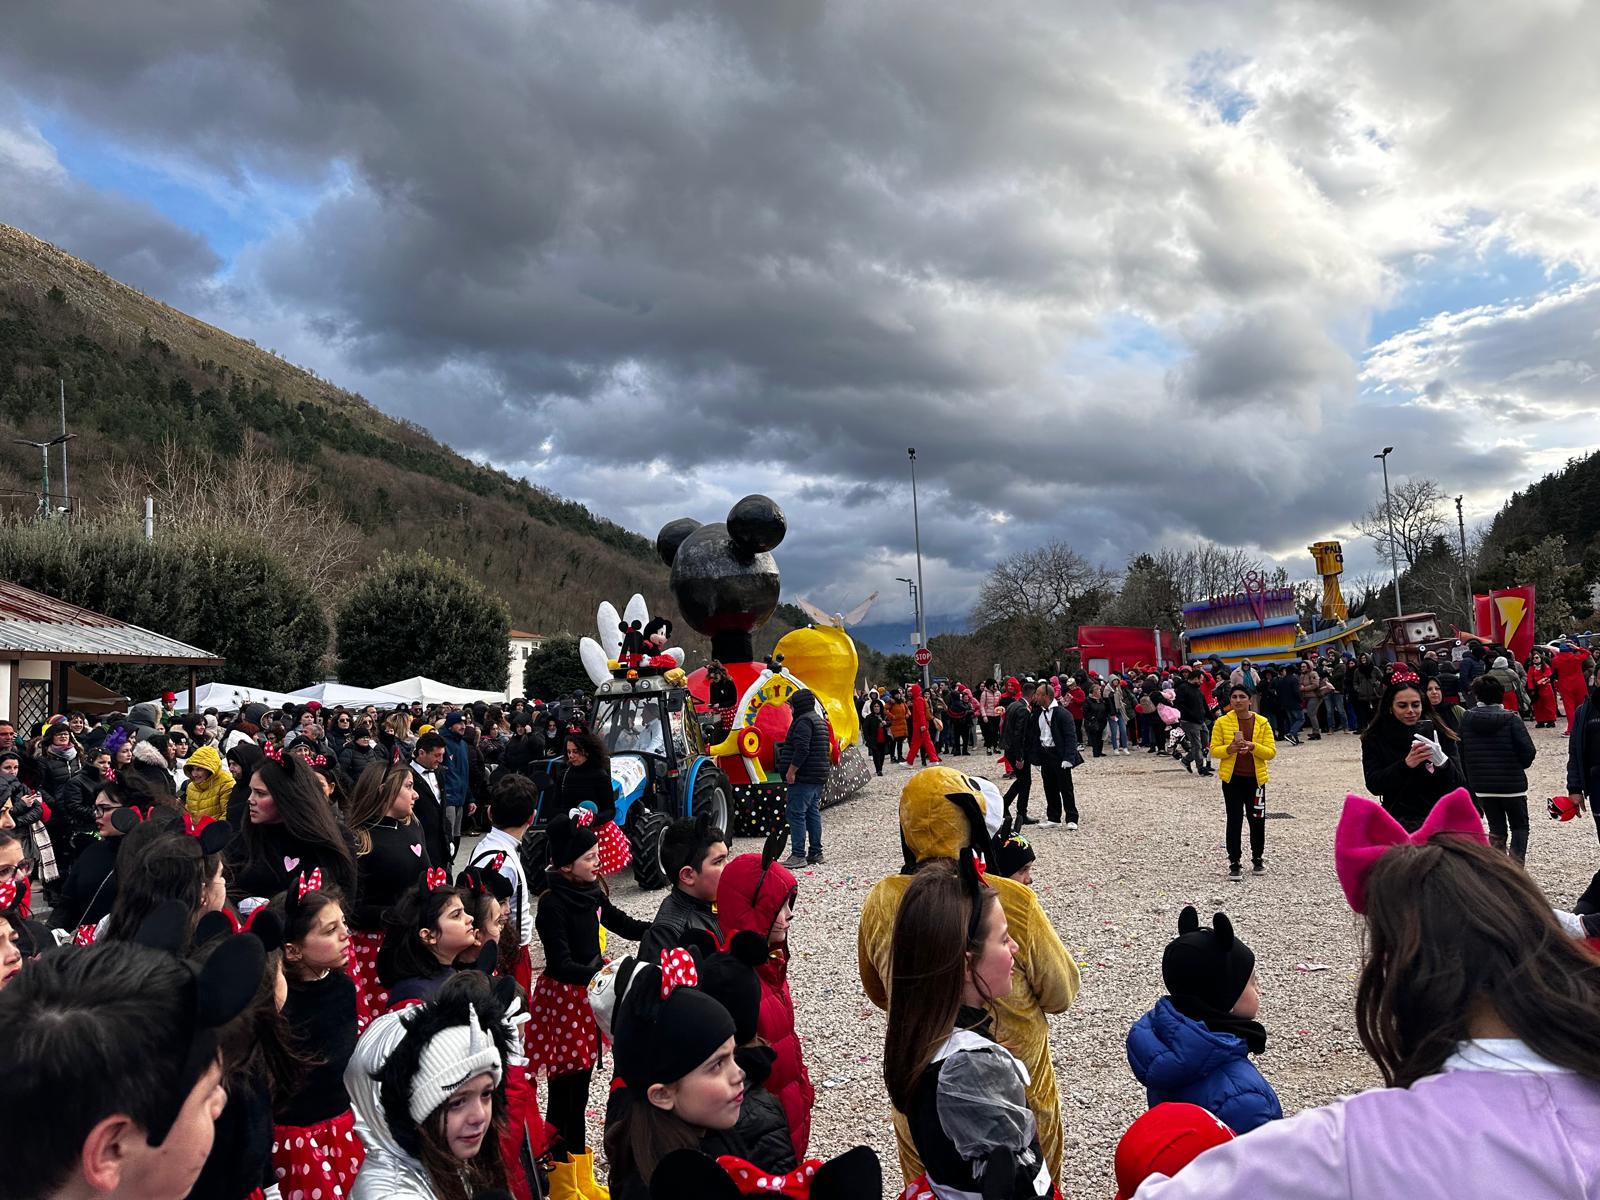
top-left (1113, 1103), bottom-right (1234, 1199)
top-left (1548, 795), bottom-right (1581, 822)
top-left (306, 700), bottom-right (322, 711)
top-left (162, 691), bottom-right (177, 704)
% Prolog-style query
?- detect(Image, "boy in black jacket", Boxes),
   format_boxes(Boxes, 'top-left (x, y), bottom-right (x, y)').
top-left (1460, 675), bottom-right (1537, 861)
top-left (638, 812), bottom-right (728, 962)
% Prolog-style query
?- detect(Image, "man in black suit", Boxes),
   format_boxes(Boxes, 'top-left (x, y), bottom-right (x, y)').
top-left (1032, 681), bottom-right (1082, 828)
top-left (409, 731), bottom-right (450, 870)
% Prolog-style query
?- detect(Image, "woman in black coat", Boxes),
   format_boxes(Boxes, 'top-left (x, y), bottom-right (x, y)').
top-left (1360, 674), bottom-right (1466, 831)
top-left (226, 754), bottom-right (359, 902)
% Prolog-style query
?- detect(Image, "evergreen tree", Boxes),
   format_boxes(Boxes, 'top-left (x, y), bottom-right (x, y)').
top-left (335, 551), bottom-right (511, 690)
top-left (523, 634), bottom-right (592, 700)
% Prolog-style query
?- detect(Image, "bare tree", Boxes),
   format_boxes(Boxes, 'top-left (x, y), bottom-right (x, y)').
top-left (1355, 477), bottom-right (1449, 571)
top-left (103, 439), bottom-right (359, 600)
top-left (971, 541), bottom-right (1116, 627)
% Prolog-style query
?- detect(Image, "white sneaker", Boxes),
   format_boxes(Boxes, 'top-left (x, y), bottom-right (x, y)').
top-left (1065, 821), bottom-right (1078, 830)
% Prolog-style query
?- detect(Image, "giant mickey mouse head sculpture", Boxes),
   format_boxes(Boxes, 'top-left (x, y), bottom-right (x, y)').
top-left (656, 494), bottom-right (787, 665)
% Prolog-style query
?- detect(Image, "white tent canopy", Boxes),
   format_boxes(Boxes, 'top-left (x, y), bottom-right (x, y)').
top-left (378, 676), bottom-right (506, 707)
top-left (143, 682), bottom-right (299, 713)
top-left (287, 682), bottom-right (412, 709)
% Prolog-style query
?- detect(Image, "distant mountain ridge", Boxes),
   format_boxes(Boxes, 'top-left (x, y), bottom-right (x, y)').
top-left (0, 222), bottom-right (676, 638)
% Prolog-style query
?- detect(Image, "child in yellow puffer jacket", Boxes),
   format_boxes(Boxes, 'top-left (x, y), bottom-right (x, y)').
top-left (182, 743), bottom-right (233, 820)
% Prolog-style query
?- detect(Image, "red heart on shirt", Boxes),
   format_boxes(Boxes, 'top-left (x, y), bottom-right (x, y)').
top-left (410, 843), bottom-right (422, 856)
top-left (283, 856), bottom-right (300, 872)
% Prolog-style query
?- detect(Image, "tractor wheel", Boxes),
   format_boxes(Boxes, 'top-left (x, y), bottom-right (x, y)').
top-left (629, 808), bottom-right (670, 890)
top-left (519, 827), bottom-right (551, 896)
top-left (692, 767), bottom-right (732, 842)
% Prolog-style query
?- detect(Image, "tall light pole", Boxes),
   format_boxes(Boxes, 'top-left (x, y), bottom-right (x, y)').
top-left (12, 433), bottom-right (74, 518)
top-left (1374, 446), bottom-right (1403, 618)
top-left (908, 447), bottom-right (929, 690)
top-left (58, 379), bottom-right (70, 517)
top-left (895, 576), bottom-right (919, 658)
top-left (1455, 495), bottom-right (1471, 616)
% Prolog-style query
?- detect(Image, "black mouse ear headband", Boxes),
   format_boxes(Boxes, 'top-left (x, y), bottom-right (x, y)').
top-left (180, 812), bottom-right (232, 855)
top-left (194, 905), bottom-right (285, 954)
top-left (109, 804), bottom-right (154, 835)
top-left (133, 899), bottom-right (266, 1145)
top-left (282, 868), bottom-right (326, 924)
top-left (749, 820), bottom-right (793, 906)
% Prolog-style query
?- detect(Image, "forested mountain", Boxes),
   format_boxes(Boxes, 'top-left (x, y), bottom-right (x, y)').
top-left (1482, 448), bottom-right (1600, 570)
top-left (0, 223), bottom-right (674, 638)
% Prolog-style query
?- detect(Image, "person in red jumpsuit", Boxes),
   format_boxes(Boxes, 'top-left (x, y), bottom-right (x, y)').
top-left (904, 682), bottom-right (941, 766)
top-left (1553, 642), bottom-right (1593, 736)
top-left (1527, 649), bottom-right (1560, 728)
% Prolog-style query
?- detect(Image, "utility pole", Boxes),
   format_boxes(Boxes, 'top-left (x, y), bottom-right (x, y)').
top-left (908, 448), bottom-right (930, 691)
top-left (12, 433), bottom-right (73, 518)
top-left (1455, 495), bottom-right (1471, 614)
top-left (1373, 447), bottom-right (1403, 618)
top-left (58, 379), bottom-right (69, 517)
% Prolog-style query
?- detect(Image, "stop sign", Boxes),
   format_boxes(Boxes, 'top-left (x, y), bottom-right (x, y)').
top-left (913, 646), bottom-right (933, 667)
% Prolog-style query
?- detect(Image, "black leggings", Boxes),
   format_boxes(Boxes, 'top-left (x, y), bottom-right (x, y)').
top-left (869, 739), bottom-right (888, 773)
top-left (546, 1068), bottom-right (593, 1158)
top-left (1222, 776), bottom-right (1265, 865)
top-left (1479, 794), bottom-right (1529, 861)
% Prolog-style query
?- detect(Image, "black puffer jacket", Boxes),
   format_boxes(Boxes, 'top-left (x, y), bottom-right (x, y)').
top-left (776, 690), bottom-right (831, 785)
top-left (1459, 705), bottom-right (1536, 797)
top-left (337, 740), bottom-right (385, 783)
top-left (701, 1044), bottom-right (799, 1173)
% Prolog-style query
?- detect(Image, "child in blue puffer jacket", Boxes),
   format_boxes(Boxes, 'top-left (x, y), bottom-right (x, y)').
top-left (1125, 905), bottom-right (1281, 1134)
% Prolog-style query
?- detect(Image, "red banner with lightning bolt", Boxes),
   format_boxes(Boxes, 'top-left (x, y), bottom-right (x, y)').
top-left (1489, 586), bottom-right (1536, 662)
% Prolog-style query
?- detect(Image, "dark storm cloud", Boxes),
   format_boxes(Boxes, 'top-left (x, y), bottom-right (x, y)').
top-left (0, 0), bottom-right (1587, 612)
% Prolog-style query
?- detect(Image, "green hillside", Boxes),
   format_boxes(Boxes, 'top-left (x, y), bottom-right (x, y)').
top-left (0, 223), bottom-right (677, 640)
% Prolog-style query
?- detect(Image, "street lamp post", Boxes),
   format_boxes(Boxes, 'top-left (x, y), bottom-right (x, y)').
top-left (12, 433), bottom-right (75, 519)
top-left (1455, 495), bottom-right (1471, 615)
top-left (908, 448), bottom-right (929, 690)
top-left (1374, 446), bottom-right (1403, 618)
top-left (895, 576), bottom-right (919, 662)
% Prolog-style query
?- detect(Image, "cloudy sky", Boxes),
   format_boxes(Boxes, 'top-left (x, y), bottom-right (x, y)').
top-left (3, 1), bottom-right (1597, 641)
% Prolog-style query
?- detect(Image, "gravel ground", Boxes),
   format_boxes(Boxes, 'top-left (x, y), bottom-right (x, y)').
top-left (591, 724), bottom-right (1596, 1196)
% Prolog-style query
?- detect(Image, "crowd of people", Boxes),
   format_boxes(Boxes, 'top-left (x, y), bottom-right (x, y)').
top-left (0, 628), bottom-right (1597, 1200)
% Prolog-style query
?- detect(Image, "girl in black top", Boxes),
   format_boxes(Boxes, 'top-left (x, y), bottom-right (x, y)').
top-left (376, 870), bottom-right (479, 1007)
top-left (346, 763), bottom-right (430, 1028)
top-left (228, 754), bottom-right (359, 902)
top-left (273, 878), bottom-right (365, 1198)
top-left (49, 778), bottom-right (136, 932)
top-left (561, 729), bottom-right (631, 878)
top-left (529, 814), bottom-right (649, 1186)
top-left (862, 700), bottom-right (892, 776)
top-left (1361, 673), bottom-right (1466, 831)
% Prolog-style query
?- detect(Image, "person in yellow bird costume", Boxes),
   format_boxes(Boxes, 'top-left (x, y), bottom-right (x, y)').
top-left (857, 765), bottom-right (1080, 1186)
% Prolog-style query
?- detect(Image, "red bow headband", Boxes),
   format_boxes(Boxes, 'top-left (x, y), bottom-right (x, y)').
top-left (658, 947), bottom-right (699, 999)
top-left (1390, 665), bottom-right (1421, 685)
top-left (423, 867), bottom-right (450, 891)
top-left (714, 1155), bottom-right (830, 1198)
top-left (297, 868), bottom-right (324, 900)
top-left (1334, 789), bottom-right (1487, 913)
top-left (0, 877), bottom-right (28, 919)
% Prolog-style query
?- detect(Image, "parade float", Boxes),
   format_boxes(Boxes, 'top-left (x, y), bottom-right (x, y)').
top-left (1181, 541), bottom-right (1373, 666)
top-left (577, 494), bottom-right (870, 843)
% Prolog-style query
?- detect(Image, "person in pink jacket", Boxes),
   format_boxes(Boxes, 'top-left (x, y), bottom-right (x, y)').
top-left (1134, 788), bottom-right (1600, 1198)
top-left (715, 845), bottom-right (815, 1159)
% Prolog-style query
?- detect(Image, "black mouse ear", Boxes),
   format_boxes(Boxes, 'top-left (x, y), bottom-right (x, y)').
top-left (656, 517), bottom-right (702, 568)
top-left (945, 792), bottom-right (994, 861)
top-left (472, 941), bottom-right (498, 975)
top-left (193, 909), bottom-right (237, 949)
top-left (760, 822), bottom-right (789, 869)
top-left (1212, 911), bottom-right (1235, 949)
top-left (678, 927), bottom-right (718, 959)
top-left (996, 813), bottom-right (1015, 845)
top-left (490, 974), bottom-right (522, 1016)
top-left (726, 929), bottom-right (768, 969)
top-left (650, 1148), bottom-right (741, 1199)
top-left (1177, 905), bottom-right (1200, 935)
top-left (110, 806), bottom-right (144, 835)
top-left (244, 908), bottom-right (284, 954)
top-left (811, 1145), bottom-right (884, 1200)
top-left (135, 899), bottom-right (190, 953)
top-left (197, 822), bottom-right (231, 856)
top-left (195, 933), bottom-right (266, 1029)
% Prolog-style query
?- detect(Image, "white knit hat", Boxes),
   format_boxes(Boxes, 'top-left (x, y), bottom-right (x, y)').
top-left (406, 1001), bottom-right (504, 1125)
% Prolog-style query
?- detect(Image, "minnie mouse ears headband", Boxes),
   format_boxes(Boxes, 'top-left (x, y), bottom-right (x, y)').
top-left (195, 905), bottom-right (285, 954)
top-left (1334, 789), bottom-right (1487, 913)
top-left (134, 900), bottom-right (266, 1145)
top-left (456, 865), bottom-right (514, 903)
top-left (650, 1145), bottom-right (883, 1200)
top-left (109, 809), bottom-right (230, 856)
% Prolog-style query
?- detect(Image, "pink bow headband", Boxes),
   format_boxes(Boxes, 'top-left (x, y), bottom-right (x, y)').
top-left (1334, 788), bottom-right (1487, 913)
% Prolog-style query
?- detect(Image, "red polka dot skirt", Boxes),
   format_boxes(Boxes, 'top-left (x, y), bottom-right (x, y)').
top-left (345, 929), bottom-right (390, 1034)
top-left (526, 974), bottom-right (599, 1077)
top-left (596, 819), bottom-right (631, 877)
top-left (271, 1108), bottom-right (366, 1200)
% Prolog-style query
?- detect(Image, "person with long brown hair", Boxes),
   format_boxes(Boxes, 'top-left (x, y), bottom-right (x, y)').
top-left (227, 753), bottom-right (359, 901)
top-left (884, 854), bottom-right (1053, 1200)
top-left (1360, 669), bottom-right (1464, 831)
top-left (1133, 789), bottom-right (1600, 1197)
top-left (345, 763), bottom-right (428, 1028)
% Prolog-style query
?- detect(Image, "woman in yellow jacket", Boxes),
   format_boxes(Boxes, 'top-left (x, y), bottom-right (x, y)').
top-left (181, 743), bottom-right (234, 821)
top-left (1209, 681), bottom-right (1277, 881)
